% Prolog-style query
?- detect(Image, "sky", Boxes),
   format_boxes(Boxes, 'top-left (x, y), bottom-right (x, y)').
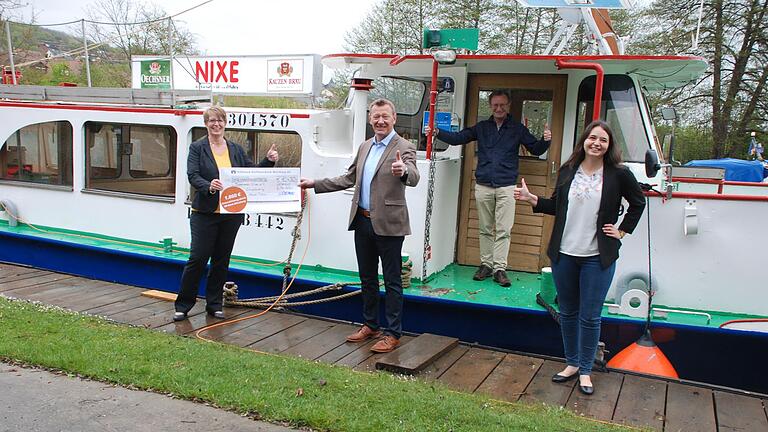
top-left (16, 0), bottom-right (376, 56)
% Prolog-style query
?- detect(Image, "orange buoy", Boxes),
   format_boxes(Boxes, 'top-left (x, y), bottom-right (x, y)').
top-left (606, 329), bottom-right (678, 378)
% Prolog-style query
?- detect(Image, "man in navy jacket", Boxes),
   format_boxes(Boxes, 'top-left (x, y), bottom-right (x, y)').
top-left (437, 90), bottom-right (551, 286)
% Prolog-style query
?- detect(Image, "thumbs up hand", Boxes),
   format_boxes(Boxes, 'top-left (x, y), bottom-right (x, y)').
top-left (266, 143), bottom-right (279, 163)
top-left (543, 123), bottom-right (552, 141)
top-left (391, 150), bottom-right (406, 177)
top-left (513, 177), bottom-right (536, 205)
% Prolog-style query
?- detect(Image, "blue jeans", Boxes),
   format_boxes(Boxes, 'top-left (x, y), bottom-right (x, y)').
top-left (551, 253), bottom-right (615, 375)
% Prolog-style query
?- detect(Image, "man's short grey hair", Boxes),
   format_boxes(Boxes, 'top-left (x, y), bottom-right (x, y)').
top-left (488, 90), bottom-right (510, 105)
top-left (368, 98), bottom-right (397, 114)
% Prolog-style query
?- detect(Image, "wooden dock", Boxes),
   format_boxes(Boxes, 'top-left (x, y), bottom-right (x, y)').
top-left (2, 263), bottom-right (767, 431)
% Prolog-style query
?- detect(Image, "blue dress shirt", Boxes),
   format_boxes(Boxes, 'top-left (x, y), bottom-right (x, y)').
top-left (359, 130), bottom-right (396, 210)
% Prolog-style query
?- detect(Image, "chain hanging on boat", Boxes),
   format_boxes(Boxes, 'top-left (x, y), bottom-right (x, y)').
top-left (421, 136), bottom-right (438, 283)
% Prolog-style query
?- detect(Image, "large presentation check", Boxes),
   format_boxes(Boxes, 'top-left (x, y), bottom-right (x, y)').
top-left (218, 167), bottom-right (301, 214)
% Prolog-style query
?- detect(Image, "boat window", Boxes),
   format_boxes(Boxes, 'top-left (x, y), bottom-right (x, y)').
top-left (0, 121), bottom-right (73, 186)
top-left (575, 75), bottom-right (649, 162)
top-left (368, 77), bottom-right (424, 116)
top-left (85, 122), bottom-right (176, 197)
top-left (365, 76), bottom-right (453, 152)
top-left (129, 126), bottom-right (174, 178)
top-left (191, 128), bottom-right (302, 167)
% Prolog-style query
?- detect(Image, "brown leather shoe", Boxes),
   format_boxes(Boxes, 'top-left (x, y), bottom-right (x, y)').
top-left (473, 264), bottom-right (493, 281)
top-left (370, 335), bottom-right (400, 353)
top-left (346, 325), bottom-right (382, 343)
top-left (494, 269), bottom-right (511, 287)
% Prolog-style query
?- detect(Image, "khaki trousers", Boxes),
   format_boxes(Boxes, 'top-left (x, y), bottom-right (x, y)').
top-left (474, 183), bottom-right (516, 271)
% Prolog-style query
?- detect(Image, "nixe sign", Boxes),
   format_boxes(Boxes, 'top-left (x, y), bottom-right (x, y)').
top-left (131, 55), bottom-right (320, 97)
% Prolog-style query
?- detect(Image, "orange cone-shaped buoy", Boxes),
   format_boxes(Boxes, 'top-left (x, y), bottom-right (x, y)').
top-left (607, 330), bottom-right (678, 378)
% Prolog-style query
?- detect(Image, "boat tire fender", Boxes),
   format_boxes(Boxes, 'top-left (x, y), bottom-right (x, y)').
top-left (614, 272), bottom-right (657, 302)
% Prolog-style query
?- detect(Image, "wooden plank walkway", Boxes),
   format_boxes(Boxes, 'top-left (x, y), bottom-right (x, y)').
top-left (2, 262), bottom-right (768, 431)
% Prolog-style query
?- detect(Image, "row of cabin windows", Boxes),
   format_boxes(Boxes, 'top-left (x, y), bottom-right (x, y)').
top-left (0, 122), bottom-right (302, 198)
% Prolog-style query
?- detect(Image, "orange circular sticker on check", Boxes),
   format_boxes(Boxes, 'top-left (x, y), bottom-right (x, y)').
top-left (220, 186), bottom-right (247, 213)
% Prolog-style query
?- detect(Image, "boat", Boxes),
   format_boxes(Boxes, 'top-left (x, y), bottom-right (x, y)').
top-left (2, 8), bottom-right (767, 395)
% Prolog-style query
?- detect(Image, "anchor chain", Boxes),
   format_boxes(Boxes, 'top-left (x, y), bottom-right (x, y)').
top-left (422, 141), bottom-right (438, 282)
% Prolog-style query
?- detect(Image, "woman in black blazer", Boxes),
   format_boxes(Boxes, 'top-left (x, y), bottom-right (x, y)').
top-left (514, 120), bottom-right (645, 395)
top-left (174, 106), bottom-right (278, 321)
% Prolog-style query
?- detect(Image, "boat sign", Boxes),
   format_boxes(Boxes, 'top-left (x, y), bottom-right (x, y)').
top-left (422, 111), bottom-right (453, 133)
top-left (226, 112), bottom-right (291, 130)
top-left (131, 54), bottom-right (321, 97)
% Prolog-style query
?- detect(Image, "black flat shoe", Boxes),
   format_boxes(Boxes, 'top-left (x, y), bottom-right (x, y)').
top-left (208, 310), bottom-right (225, 319)
top-left (578, 384), bottom-right (594, 395)
top-left (551, 371), bottom-right (579, 383)
top-left (173, 312), bottom-right (187, 322)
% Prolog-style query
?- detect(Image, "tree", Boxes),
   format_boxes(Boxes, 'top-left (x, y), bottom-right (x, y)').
top-left (344, 0), bottom-right (437, 55)
top-left (637, 0), bottom-right (768, 158)
top-left (85, 0), bottom-right (197, 61)
top-left (0, 0), bottom-right (25, 21)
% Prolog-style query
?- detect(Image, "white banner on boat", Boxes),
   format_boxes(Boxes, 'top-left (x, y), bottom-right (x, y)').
top-left (218, 167), bottom-right (301, 214)
top-left (131, 54), bottom-right (321, 97)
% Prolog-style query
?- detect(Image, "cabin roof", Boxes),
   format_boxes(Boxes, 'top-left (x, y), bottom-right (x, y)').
top-left (322, 53), bottom-right (707, 90)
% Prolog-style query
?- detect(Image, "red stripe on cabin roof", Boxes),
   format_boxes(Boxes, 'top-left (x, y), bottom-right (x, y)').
top-left (0, 101), bottom-right (202, 115)
top-left (322, 53), bottom-right (706, 62)
top-left (0, 101), bottom-right (312, 118)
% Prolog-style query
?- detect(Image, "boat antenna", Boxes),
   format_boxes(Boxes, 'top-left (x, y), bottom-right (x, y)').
top-left (692, 0), bottom-right (705, 51)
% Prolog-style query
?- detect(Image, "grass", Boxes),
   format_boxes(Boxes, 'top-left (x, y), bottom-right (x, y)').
top-left (0, 296), bottom-right (635, 432)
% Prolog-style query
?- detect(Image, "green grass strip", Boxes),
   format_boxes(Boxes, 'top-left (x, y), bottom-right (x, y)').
top-left (0, 297), bottom-right (635, 431)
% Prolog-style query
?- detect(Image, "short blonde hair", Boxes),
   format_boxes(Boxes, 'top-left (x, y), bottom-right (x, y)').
top-left (204, 105), bottom-right (227, 123)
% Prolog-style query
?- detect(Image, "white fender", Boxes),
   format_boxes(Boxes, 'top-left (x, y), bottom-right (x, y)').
top-left (614, 271), bottom-right (658, 304)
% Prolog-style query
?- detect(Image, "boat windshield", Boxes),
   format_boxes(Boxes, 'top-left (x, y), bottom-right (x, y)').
top-left (575, 75), bottom-right (650, 162)
top-left (366, 75), bottom-right (453, 152)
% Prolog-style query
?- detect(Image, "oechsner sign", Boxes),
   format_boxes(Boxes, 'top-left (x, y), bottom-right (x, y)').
top-left (131, 55), bottom-right (320, 96)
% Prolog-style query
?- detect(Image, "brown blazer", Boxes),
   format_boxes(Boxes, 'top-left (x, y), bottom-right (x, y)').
top-left (314, 134), bottom-right (419, 236)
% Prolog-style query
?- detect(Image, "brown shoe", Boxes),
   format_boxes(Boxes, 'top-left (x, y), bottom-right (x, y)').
top-left (494, 269), bottom-right (511, 287)
top-left (370, 335), bottom-right (400, 353)
top-left (346, 325), bottom-right (382, 343)
top-left (473, 264), bottom-right (493, 281)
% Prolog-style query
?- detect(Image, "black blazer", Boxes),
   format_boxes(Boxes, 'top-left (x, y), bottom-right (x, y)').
top-left (188, 136), bottom-right (275, 213)
top-left (533, 163), bottom-right (646, 269)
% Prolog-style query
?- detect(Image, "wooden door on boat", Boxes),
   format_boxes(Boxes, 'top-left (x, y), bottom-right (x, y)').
top-left (456, 74), bottom-right (566, 273)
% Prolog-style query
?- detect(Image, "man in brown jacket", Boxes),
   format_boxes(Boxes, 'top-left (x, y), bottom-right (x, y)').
top-left (299, 98), bottom-right (419, 353)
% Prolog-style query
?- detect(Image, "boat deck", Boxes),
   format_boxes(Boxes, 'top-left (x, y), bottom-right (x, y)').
top-left (1, 262), bottom-right (767, 432)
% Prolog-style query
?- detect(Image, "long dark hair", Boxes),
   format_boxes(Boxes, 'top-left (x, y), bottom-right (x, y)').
top-left (564, 120), bottom-right (623, 169)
